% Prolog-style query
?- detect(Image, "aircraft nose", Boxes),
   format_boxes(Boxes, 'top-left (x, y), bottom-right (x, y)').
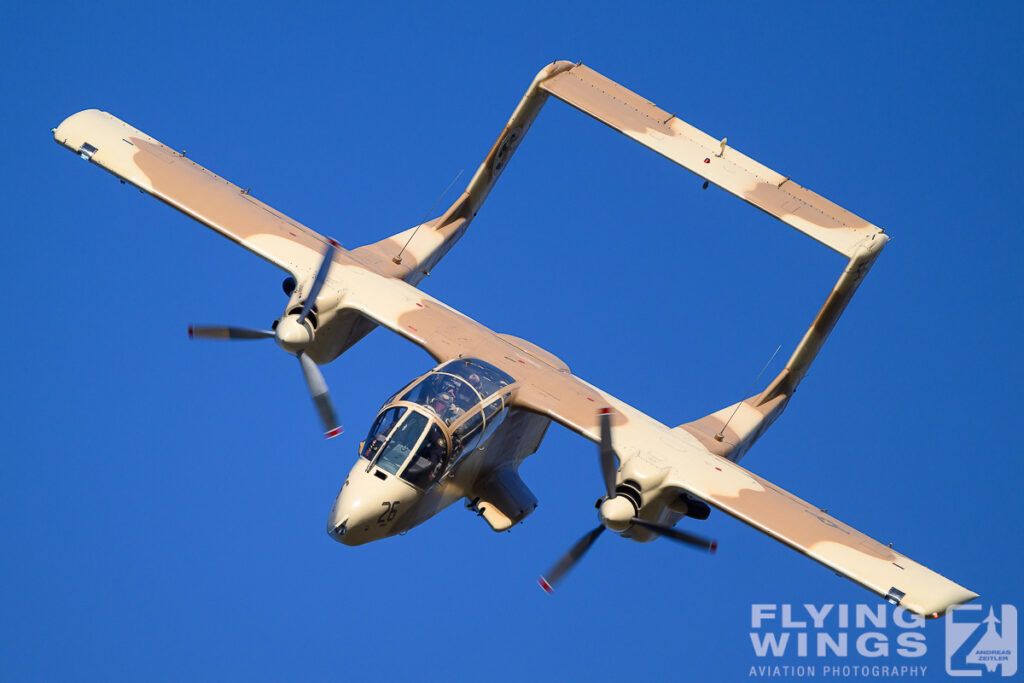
top-left (326, 485), bottom-right (381, 546)
top-left (327, 489), bottom-right (370, 546)
top-left (327, 464), bottom-right (416, 546)
top-left (328, 517), bottom-right (349, 540)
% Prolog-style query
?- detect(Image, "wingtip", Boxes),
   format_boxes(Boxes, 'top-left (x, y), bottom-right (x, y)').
top-left (904, 587), bottom-right (980, 620)
top-left (187, 325), bottom-right (194, 339)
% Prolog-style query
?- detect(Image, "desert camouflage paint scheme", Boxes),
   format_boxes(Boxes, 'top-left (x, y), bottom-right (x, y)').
top-left (54, 61), bottom-right (975, 618)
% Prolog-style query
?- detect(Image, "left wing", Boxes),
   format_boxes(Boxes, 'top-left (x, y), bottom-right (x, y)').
top-left (330, 264), bottom-right (976, 619)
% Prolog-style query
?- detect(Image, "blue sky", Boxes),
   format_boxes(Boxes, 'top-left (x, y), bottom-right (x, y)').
top-left (3, 2), bottom-right (1022, 680)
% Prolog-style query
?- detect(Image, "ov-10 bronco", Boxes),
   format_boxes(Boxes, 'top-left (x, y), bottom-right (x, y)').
top-left (53, 60), bottom-right (976, 617)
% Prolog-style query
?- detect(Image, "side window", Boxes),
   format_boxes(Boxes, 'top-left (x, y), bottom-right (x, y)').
top-left (452, 411), bottom-right (485, 457)
top-left (482, 395), bottom-right (503, 421)
top-left (439, 360), bottom-right (513, 398)
top-left (402, 374), bottom-right (475, 425)
top-left (400, 377), bottom-right (436, 406)
top-left (479, 395), bottom-right (507, 445)
top-left (451, 378), bottom-right (480, 412)
top-left (400, 424), bottom-right (448, 489)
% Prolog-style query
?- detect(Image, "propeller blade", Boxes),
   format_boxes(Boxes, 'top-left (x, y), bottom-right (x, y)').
top-left (297, 240), bottom-right (338, 325)
top-left (188, 325), bottom-right (274, 340)
top-left (298, 351), bottom-right (342, 439)
top-left (630, 517), bottom-right (717, 553)
top-left (538, 525), bottom-right (605, 593)
top-left (598, 408), bottom-right (618, 498)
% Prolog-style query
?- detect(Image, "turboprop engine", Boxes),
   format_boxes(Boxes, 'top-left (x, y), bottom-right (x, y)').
top-left (538, 408), bottom-right (718, 593)
top-left (186, 241), bottom-right (343, 438)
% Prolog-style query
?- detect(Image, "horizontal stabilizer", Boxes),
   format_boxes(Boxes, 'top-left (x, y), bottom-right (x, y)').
top-left (541, 64), bottom-right (884, 258)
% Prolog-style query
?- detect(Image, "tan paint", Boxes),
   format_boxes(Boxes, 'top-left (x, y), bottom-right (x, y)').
top-left (679, 232), bottom-right (888, 463)
top-left (54, 60), bottom-right (973, 617)
top-left (541, 64), bottom-right (884, 258)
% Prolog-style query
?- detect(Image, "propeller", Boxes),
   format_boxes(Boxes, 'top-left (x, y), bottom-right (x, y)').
top-left (188, 326), bottom-right (274, 340)
top-left (598, 408), bottom-right (617, 498)
top-left (630, 517), bottom-right (717, 552)
top-left (538, 526), bottom-right (604, 594)
top-left (187, 240), bottom-right (343, 439)
top-left (538, 408), bottom-right (717, 593)
top-left (299, 351), bottom-right (342, 439)
top-left (297, 239), bottom-right (336, 325)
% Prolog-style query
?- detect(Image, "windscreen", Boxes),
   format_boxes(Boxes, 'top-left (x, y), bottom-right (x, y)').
top-left (361, 407), bottom-right (405, 461)
top-left (375, 411), bottom-right (430, 475)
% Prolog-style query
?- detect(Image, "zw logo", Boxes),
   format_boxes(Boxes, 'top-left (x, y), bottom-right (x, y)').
top-left (946, 605), bottom-right (1017, 677)
top-left (376, 501), bottom-right (400, 526)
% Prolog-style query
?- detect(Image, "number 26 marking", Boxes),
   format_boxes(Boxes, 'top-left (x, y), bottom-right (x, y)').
top-left (377, 501), bottom-right (400, 525)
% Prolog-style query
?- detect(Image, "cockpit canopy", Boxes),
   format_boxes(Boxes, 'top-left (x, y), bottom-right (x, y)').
top-left (360, 359), bottom-right (516, 489)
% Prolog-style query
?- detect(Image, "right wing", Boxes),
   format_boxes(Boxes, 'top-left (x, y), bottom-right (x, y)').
top-left (327, 263), bottom-right (976, 618)
top-left (53, 109), bottom-right (330, 278)
top-left (655, 445), bottom-right (978, 619)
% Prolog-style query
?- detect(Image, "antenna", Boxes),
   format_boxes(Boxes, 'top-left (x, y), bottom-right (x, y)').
top-left (393, 169), bottom-right (464, 265)
top-left (714, 344), bottom-right (782, 442)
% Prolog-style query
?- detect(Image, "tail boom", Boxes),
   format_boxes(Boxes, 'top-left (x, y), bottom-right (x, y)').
top-left (678, 232), bottom-right (889, 461)
top-left (350, 61), bottom-right (577, 283)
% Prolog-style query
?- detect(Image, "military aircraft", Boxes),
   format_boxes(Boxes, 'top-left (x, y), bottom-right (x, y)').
top-left (53, 60), bottom-right (976, 618)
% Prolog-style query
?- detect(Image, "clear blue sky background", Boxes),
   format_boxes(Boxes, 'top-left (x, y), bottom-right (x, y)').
top-left (3, 2), bottom-right (1021, 680)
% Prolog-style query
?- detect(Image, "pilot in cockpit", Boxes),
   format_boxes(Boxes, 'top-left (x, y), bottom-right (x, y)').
top-left (430, 378), bottom-right (465, 423)
top-left (453, 374), bottom-right (482, 408)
